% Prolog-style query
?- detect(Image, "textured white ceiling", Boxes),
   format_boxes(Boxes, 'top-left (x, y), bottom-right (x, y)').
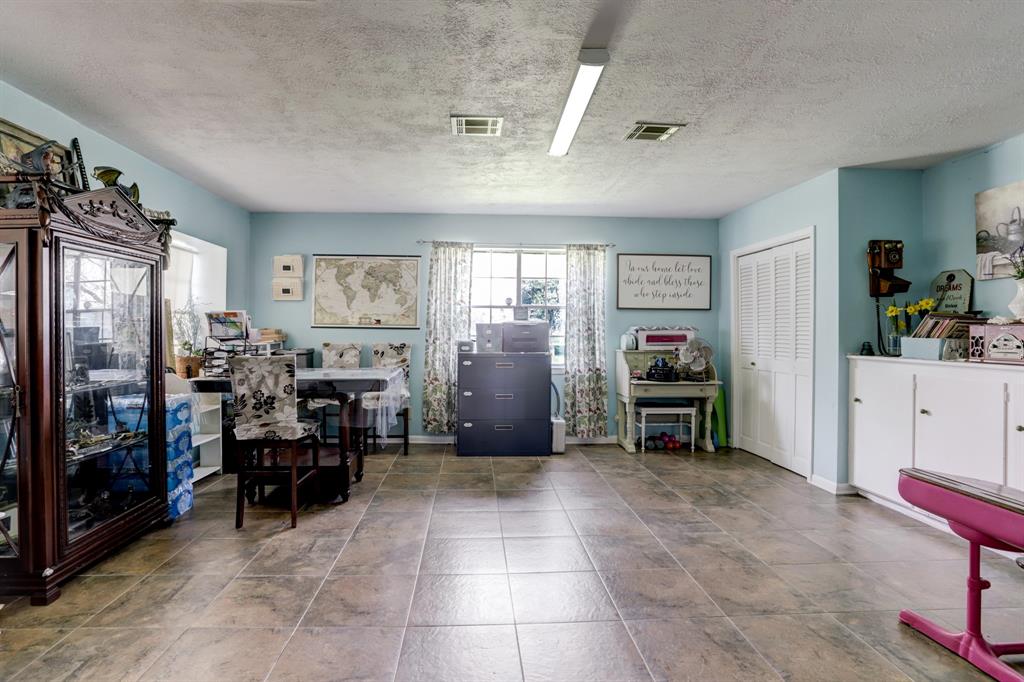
top-left (2, 0), bottom-right (1023, 217)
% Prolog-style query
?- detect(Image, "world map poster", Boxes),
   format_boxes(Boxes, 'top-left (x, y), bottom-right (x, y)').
top-left (311, 255), bottom-right (420, 328)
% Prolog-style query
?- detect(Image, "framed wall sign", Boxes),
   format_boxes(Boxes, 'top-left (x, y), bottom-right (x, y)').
top-left (312, 254), bottom-right (420, 328)
top-left (930, 269), bottom-right (973, 313)
top-left (617, 253), bottom-right (712, 310)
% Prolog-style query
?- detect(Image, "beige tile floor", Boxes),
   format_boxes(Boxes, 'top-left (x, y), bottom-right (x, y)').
top-left (2, 445), bottom-right (1022, 681)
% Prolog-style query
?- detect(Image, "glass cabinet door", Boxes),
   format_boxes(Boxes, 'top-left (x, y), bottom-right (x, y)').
top-left (0, 242), bottom-right (18, 556)
top-left (62, 247), bottom-right (156, 542)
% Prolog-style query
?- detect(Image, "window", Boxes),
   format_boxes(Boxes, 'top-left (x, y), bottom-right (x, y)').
top-left (470, 247), bottom-right (566, 364)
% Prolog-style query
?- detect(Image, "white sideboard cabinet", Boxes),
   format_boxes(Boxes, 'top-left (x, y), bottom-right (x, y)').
top-left (848, 356), bottom-right (1024, 510)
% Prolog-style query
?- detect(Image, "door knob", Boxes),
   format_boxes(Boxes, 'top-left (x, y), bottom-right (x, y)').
top-left (853, 397), bottom-right (862, 403)
top-left (920, 409), bottom-right (931, 415)
top-left (1017, 425), bottom-right (1024, 432)
top-left (750, 362), bottom-right (756, 367)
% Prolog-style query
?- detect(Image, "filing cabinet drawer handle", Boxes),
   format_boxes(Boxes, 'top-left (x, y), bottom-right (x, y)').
top-left (495, 393), bottom-right (514, 400)
top-left (494, 424), bottom-right (514, 431)
top-left (463, 391), bottom-right (473, 396)
top-left (462, 360), bottom-right (473, 366)
top-left (495, 362), bottom-right (515, 369)
top-left (463, 422), bottom-right (473, 428)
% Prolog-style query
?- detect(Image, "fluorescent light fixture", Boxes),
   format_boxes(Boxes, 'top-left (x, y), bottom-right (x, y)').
top-left (548, 48), bottom-right (609, 157)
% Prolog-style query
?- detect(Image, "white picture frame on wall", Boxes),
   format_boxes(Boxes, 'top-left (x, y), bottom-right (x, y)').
top-left (273, 254), bottom-right (304, 278)
top-left (272, 277), bottom-right (303, 301)
top-left (617, 253), bottom-right (712, 310)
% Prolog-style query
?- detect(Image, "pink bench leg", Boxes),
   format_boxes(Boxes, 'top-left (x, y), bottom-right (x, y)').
top-left (899, 543), bottom-right (1024, 682)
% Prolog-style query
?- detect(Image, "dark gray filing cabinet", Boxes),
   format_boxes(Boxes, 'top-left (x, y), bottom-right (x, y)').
top-left (456, 352), bottom-right (552, 456)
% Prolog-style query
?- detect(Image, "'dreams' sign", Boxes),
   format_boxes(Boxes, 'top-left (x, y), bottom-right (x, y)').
top-left (930, 269), bottom-right (973, 313)
top-left (617, 254), bottom-right (712, 310)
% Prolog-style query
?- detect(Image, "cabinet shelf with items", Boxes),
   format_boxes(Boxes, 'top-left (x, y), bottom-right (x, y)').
top-left (0, 172), bottom-right (170, 604)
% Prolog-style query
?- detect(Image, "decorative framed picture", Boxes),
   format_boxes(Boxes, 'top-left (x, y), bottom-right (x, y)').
top-left (975, 180), bottom-right (1024, 280)
top-left (311, 254), bottom-right (420, 328)
top-left (0, 118), bottom-right (81, 208)
top-left (617, 253), bottom-right (712, 310)
top-left (273, 254), bottom-right (303, 278)
top-left (272, 278), bottom-right (303, 301)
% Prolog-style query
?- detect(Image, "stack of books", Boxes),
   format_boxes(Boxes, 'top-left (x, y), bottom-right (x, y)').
top-left (910, 312), bottom-right (980, 339)
top-left (256, 328), bottom-right (288, 343)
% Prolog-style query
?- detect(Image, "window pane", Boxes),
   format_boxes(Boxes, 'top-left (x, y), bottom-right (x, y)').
top-left (491, 278), bottom-right (516, 306)
top-left (552, 337), bottom-right (565, 362)
top-left (492, 252), bottom-right (516, 277)
top-left (471, 278), bottom-right (490, 307)
top-left (547, 253), bottom-right (566, 278)
top-left (472, 251), bottom-right (491, 278)
top-left (548, 308), bottom-right (565, 334)
top-left (492, 307), bottom-right (514, 323)
top-left (520, 278), bottom-right (547, 304)
top-left (527, 308), bottom-right (547, 321)
top-left (521, 252), bottom-right (546, 278)
top-left (546, 279), bottom-right (564, 305)
top-left (471, 307), bottom-right (490, 327)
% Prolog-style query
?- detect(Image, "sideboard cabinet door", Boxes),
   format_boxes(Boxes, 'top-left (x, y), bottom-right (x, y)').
top-left (849, 361), bottom-right (914, 502)
top-left (914, 373), bottom-right (1007, 483)
top-left (1008, 379), bottom-right (1024, 491)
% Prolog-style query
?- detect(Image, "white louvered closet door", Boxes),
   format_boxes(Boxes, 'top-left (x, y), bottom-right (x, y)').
top-left (735, 238), bottom-right (813, 477)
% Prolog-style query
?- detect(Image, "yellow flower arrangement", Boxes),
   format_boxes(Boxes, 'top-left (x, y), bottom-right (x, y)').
top-left (906, 303), bottom-right (919, 315)
top-left (885, 305), bottom-right (902, 317)
top-left (918, 297), bottom-right (936, 311)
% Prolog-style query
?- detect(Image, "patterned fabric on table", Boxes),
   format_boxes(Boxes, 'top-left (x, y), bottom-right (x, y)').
top-left (422, 241), bottom-right (473, 433)
top-left (564, 243), bottom-right (609, 438)
top-left (229, 354), bottom-right (320, 441)
top-left (307, 342), bottom-right (362, 410)
top-left (363, 343), bottom-right (412, 410)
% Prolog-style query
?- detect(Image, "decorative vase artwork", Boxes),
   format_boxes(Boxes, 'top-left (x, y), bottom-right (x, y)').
top-left (1010, 279), bottom-right (1024, 321)
top-left (975, 179), bottom-right (1024, 280)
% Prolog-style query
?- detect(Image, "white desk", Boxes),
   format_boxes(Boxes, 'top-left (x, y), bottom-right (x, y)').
top-left (615, 349), bottom-right (720, 453)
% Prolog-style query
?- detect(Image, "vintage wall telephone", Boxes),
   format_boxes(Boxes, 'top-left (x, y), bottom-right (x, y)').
top-left (867, 239), bottom-right (912, 355)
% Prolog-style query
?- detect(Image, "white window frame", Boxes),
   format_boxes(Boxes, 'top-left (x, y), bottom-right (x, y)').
top-left (470, 245), bottom-right (566, 369)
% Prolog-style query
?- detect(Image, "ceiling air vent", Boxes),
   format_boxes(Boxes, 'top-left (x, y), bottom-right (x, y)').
top-left (625, 122), bottom-right (686, 141)
top-left (451, 115), bottom-right (504, 137)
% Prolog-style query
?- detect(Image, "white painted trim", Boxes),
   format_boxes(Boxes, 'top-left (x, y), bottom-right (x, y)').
top-left (810, 474), bottom-right (857, 495)
top-left (729, 225), bottom-right (816, 478)
top-left (383, 434), bottom-right (617, 446)
top-left (567, 435), bottom-right (617, 445)
top-left (857, 490), bottom-right (1020, 561)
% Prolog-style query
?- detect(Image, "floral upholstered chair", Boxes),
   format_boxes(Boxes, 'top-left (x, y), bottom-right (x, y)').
top-left (307, 342), bottom-right (362, 447)
top-left (228, 355), bottom-right (320, 528)
top-left (363, 343), bottom-right (412, 455)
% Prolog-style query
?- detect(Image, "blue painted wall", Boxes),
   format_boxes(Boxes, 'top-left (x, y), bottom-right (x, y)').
top-left (0, 81), bottom-right (253, 308)
top-left (718, 170), bottom-right (842, 483)
top-left (249, 213), bottom-right (719, 437)
top-left (922, 134), bottom-right (1024, 316)
top-left (836, 168), bottom-right (925, 484)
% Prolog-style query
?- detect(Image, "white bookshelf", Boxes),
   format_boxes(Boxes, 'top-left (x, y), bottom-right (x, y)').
top-left (192, 394), bottom-right (222, 483)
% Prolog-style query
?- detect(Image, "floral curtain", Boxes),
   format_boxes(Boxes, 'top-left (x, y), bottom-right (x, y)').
top-left (422, 241), bottom-right (473, 433)
top-left (564, 244), bottom-right (608, 438)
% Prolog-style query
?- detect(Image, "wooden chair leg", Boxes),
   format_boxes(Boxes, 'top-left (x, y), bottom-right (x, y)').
top-left (235, 445), bottom-right (247, 529)
top-left (256, 446), bottom-right (265, 504)
top-left (312, 437), bottom-right (321, 502)
top-left (403, 408), bottom-right (410, 456)
top-left (290, 441), bottom-right (299, 528)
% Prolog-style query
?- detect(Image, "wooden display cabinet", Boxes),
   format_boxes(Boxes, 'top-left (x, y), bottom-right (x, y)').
top-left (0, 173), bottom-right (169, 604)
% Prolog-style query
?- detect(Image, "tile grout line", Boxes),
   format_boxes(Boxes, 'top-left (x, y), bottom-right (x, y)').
top-left (585, 451), bottom-right (787, 682)
top-left (570, 453), bottom-right (659, 682)
top-left (259, 447), bottom-right (400, 682)
top-left (389, 446), bottom-right (443, 682)
top-left (494, 455), bottom-right (529, 682)
top-left (7, 517), bottom-right (211, 680)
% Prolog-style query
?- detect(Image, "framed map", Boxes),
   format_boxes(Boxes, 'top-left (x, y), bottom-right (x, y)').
top-left (312, 254), bottom-right (420, 328)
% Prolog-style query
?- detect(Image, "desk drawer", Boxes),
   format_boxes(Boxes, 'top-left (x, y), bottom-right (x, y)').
top-left (458, 354), bottom-right (550, 389)
top-left (631, 384), bottom-right (716, 398)
top-left (457, 419), bottom-right (551, 456)
top-left (458, 386), bottom-right (549, 419)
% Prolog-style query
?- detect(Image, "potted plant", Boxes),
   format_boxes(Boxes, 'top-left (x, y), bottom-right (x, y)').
top-left (1006, 244), bottom-right (1024, 320)
top-left (172, 295), bottom-right (204, 379)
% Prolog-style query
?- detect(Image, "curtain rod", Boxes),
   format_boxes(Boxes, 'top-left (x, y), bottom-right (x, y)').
top-left (415, 240), bottom-right (615, 248)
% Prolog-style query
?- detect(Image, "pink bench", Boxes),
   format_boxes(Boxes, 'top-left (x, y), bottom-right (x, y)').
top-left (898, 468), bottom-right (1024, 682)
